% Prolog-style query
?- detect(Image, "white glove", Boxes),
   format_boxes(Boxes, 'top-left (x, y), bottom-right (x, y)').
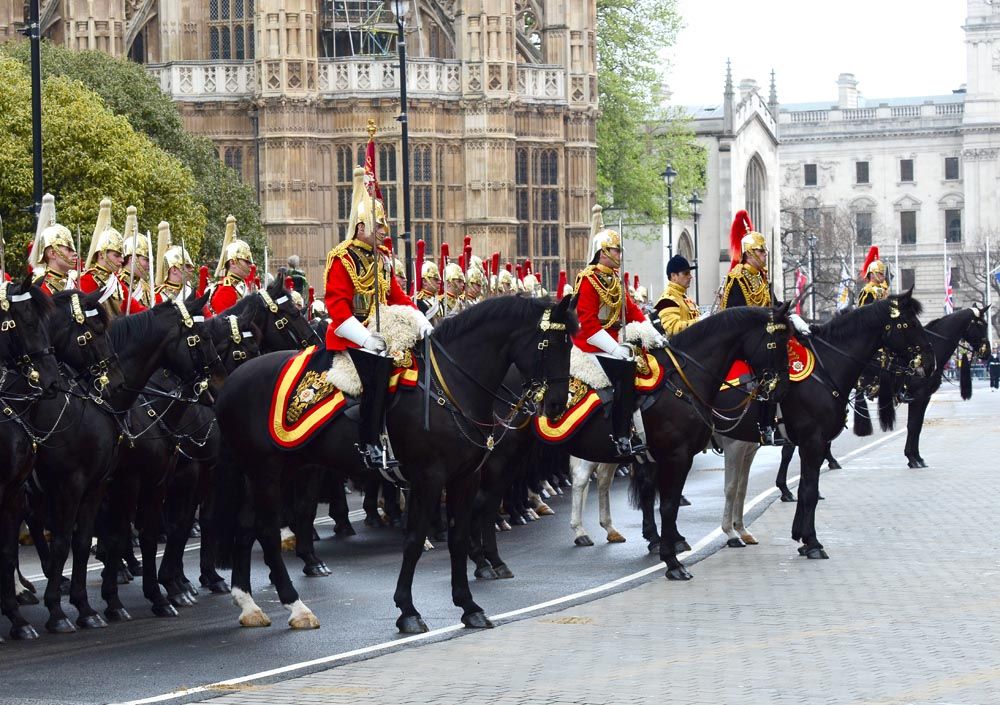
top-left (414, 310), bottom-right (434, 339)
top-left (788, 313), bottom-right (812, 337)
top-left (587, 328), bottom-right (623, 356)
top-left (652, 332), bottom-right (668, 348)
top-left (363, 333), bottom-right (387, 353)
top-left (334, 316), bottom-right (375, 348)
top-left (610, 344), bottom-right (633, 360)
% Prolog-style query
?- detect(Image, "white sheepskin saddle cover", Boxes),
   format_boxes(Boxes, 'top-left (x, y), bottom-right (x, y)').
top-left (569, 320), bottom-right (665, 391)
top-left (325, 305), bottom-right (422, 397)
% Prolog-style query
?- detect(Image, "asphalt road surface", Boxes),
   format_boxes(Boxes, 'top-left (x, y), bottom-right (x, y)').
top-left (0, 419), bottom-right (905, 705)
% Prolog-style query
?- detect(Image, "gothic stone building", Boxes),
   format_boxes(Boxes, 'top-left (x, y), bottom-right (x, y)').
top-left (0, 1), bottom-right (598, 286)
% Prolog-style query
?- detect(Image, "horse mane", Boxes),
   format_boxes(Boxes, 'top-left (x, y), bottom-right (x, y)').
top-left (14, 279), bottom-right (54, 317)
top-left (671, 306), bottom-right (767, 346)
top-left (51, 289), bottom-right (109, 328)
top-left (433, 295), bottom-right (576, 343)
top-left (812, 296), bottom-right (923, 344)
top-left (109, 307), bottom-right (159, 352)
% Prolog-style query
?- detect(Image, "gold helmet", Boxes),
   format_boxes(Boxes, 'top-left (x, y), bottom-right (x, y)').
top-left (496, 269), bottom-right (516, 291)
top-left (347, 165), bottom-right (389, 239)
top-left (393, 258), bottom-right (406, 279)
top-left (634, 285), bottom-right (648, 304)
top-left (866, 259), bottom-right (886, 277)
top-left (467, 266), bottom-right (487, 287)
top-left (290, 290), bottom-right (304, 308)
top-left (421, 261), bottom-right (440, 280)
top-left (85, 197), bottom-right (124, 270)
top-left (589, 205), bottom-right (622, 263)
top-left (730, 209), bottom-right (766, 260)
top-left (122, 206), bottom-right (151, 260)
top-left (562, 283), bottom-right (574, 298)
top-left (443, 262), bottom-right (465, 284)
top-left (215, 215), bottom-right (253, 277)
top-left (31, 193), bottom-right (75, 269)
top-left (310, 299), bottom-right (328, 318)
top-left (522, 272), bottom-right (539, 295)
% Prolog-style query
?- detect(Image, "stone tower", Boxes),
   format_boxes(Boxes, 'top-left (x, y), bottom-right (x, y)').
top-left (962, 0), bottom-right (1000, 238)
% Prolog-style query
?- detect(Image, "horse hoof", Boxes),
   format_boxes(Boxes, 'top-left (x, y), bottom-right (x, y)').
top-left (918, 459), bottom-right (928, 468)
top-left (534, 503), bottom-right (555, 516)
top-left (334, 523), bottom-right (357, 537)
top-left (45, 617), bottom-right (76, 634)
top-left (806, 548), bottom-right (829, 559)
top-left (907, 459), bottom-right (920, 468)
top-left (396, 614), bottom-right (429, 634)
top-left (462, 611), bottom-right (494, 629)
top-left (303, 563), bottom-right (332, 577)
top-left (77, 613), bottom-right (108, 629)
top-left (512, 515), bottom-right (529, 526)
top-left (740, 532), bottom-right (759, 546)
top-left (647, 539), bottom-right (661, 554)
top-left (726, 537), bottom-right (746, 548)
top-left (779, 491), bottom-right (797, 502)
top-left (207, 580), bottom-right (231, 594)
top-left (674, 540), bottom-right (692, 554)
top-left (288, 611), bottom-right (321, 630)
top-left (105, 607), bottom-right (132, 622)
top-left (679, 495), bottom-right (691, 507)
top-left (363, 516), bottom-right (380, 528)
top-left (239, 610), bottom-right (272, 628)
top-left (152, 603), bottom-right (180, 618)
top-left (474, 565), bottom-right (498, 580)
top-left (169, 592), bottom-right (195, 608)
top-left (10, 624), bottom-right (40, 640)
top-left (665, 566), bottom-right (693, 581)
top-left (606, 530), bottom-right (626, 543)
top-left (827, 460), bottom-right (842, 470)
top-left (16, 591), bottom-right (39, 606)
top-left (574, 535), bottom-right (594, 547)
top-left (493, 564), bottom-right (515, 579)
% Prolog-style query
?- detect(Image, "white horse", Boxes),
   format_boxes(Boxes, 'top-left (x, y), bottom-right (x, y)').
top-left (569, 457), bottom-right (626, 546)
top-left (716, 435), bottom-right (761, 547)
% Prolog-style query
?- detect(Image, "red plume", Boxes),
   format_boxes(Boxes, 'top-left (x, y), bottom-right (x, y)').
top-left (248, 264), bottom-right (257, 292)
top-left (197, 265), bottom-right (209, 298)
top-left (463, 244), bottom-right (472, 273)
top-left (285, 276), bottom-right (294, 293)
top-left (729, 209), bottom-right (754, 270)
top-left (860, 246), bottom-right (880, 278)
top-left (515, 264), bottom-right (523, 282)
top-left (634, 275), bottom-right (640, 289)
top-left (383, 236), bottom-right (393, 253)
top-left (25, 241), bottom-right (34, 276)
top-left (524, 258), bottom-right (532, 276)
top-left (491, 252), bottom-right (500, 278)
top-left (439, 242), bottom-right (449, 294)
top-left (624, 272), bottom-right (631, 289)
top-left (307, 286), bottom-right (315, 318)
top-left (505, 262), bottom-right (513, 273)
top-left (464, 235), bottom-right (472, 250)
top-left (557, 270), bottom-right (567, 296)
top-left (458, 254), bottom-right (466, 273)
top-left (414, 239), bottom-right (426, 296)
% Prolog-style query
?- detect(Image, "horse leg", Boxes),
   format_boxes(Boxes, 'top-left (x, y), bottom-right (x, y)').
top-left (793, 441), bottom-right (828, 559)
top-left (159, 453), bottom-right (199, 605)
top-left (824, 442), bottom-right (841, 469)
top-left (195, 459), bottom-right (229, 594)
top-left (905, 396), bottom-right (930, 468)
top-left (597, 463), bottom-right (625, 543)
top-left (99, 474), bottom-right (133, 622)
top-left (720, 439), bottom-right (745, 547)
top-left (328, 472), bottom-right (355, 537)
top-left (446, 471), bottom-right (492, 629)
top-left (569, 457), bottom-right (595, 546)
top-left (136, 478), bottom-right (178, 617)
top-left (293, 469), bottom-right (330, 577)
top-left (657, 452), bottom-right (694, 580)
top-left (776, 444), bottom-right (797, 502)
top-left (393, 478), bottom-right (440, 634)
top-left (362, 475), bottom-right (382, 527)
top-left (69, 484), bottom-right (109, 629)
top-left (732, 442), bottom-right (760, 545)
top-left (1, 482), bottom-right (39, 640)
top-left (227, 478), bottom-right (271, 628)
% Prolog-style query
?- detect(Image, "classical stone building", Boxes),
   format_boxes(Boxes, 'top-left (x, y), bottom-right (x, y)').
top-left (0, 1), bottom-right (598, 286)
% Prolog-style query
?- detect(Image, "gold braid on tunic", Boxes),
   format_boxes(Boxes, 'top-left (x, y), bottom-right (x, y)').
top-left (325, 238), bottom-right (391, 325)
top-left (857, 281), bottom-right (888, 307)
top-left (572, 264), bottom-right (623, 329)
top-left (721, 263), bottom-right (771, 308)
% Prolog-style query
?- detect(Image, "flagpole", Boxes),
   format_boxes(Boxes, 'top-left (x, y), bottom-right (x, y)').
top-left (987, 237), bottom-right (993, 346)
top-left (894, 237), bottom-right (899, 295)
top-left (944, 236), bottom-right (949, 315)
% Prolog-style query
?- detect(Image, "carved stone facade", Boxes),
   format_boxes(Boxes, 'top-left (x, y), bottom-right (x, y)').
top-left (0, 0), bottom-right (598, 286)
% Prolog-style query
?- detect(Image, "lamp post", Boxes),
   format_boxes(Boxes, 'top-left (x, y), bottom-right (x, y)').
top-left (394, 0), bottom-right (413, 287)
top-left (807, 233), bottom-right (818, 320)
top-left (20, 0), bottom-right (43, 222)
top-left (661, 164), bottom-right (677, 258)
top-left (688, 191), bottom-right (701, 304)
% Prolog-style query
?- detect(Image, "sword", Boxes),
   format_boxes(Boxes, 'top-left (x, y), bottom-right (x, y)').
top-left (618, 217), bottom-right (626, 343)
top-left (180, 235), bottom-right (191, 297)
top-left (124, 230), bottom-right (137, 316)
top-left (0, 213), bottom-right (6, 281)
top-left (75, 225), bottom-right (82, 277)
top-left (146, 229), bottom-right (154, 306)
top-left (263, 245), bottom-right (269, 290)
top-left (371, 191), bottom-right (381, 335)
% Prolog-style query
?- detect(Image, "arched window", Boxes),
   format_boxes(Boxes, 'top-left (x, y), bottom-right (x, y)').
top-left (677, 231), bottom-right (694, 262)
top-left (745, 155), bottom-right (767, 235)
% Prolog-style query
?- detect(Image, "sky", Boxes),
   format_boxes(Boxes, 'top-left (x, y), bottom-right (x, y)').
top-left (661, 0), bottom-right (968, 107)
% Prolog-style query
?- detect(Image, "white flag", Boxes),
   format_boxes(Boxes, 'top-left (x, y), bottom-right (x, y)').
top-left (836, 259), bottom-right (852, 311)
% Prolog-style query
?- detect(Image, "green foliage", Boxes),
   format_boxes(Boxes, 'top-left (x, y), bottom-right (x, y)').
top-left (0, 56), bottom-right (204, 266)
top-left (597, 0), bottom-right (705, 221)
top-left (1, 41), bottom-right (264, 265)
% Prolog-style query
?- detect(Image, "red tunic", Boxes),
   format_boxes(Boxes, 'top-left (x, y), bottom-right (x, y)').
top-left (80, 270), bottom-right (148, 314)
top-left (324, 243), bottom-right (415, 352)
top-left (572, 268), bottom-right (645, 354)
top-left (208, 275), bottom-right (246, 317)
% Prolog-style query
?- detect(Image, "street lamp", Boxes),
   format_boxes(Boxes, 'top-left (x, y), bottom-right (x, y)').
top-left (688, 191), bottom-right (701, 305)
top-left (807, 233), bottom-right (818, 320)
top-left (394, 0), bottom-right (413, 288)
top-left (662, 164), bottom-right (677, 258)
top-left (20, 0), bottom-right (43, 222)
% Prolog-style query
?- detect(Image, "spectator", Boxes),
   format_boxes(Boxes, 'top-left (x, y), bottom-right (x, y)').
top-left (989, 353), bottom-right (1000, 391)
top-left (287, 254), bottom-right (308, 295)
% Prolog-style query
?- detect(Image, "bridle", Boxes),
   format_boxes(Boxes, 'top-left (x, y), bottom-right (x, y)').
top-left (170, 300), bottom-right (222, 400)
top-left (259, 290), bottom-right (321, 349)
top-left (222, 314), bottom-right (258, 367)
top-left (0, 282), bottom-right (56, 392)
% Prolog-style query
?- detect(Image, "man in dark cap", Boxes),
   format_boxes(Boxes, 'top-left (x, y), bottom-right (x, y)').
top-left (654, 254), bottom-right (700, 337)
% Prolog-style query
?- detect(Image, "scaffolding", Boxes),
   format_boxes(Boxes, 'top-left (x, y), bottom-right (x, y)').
top-left (319, 0), bottom-right (399, 58)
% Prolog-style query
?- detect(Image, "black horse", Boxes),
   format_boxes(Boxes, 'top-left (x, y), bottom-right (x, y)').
top-left (774, 442), bottom-right (841, 503)
top-left (901, 305), bottom-right (991, 468)
top-left (213, 296), bottom-right (575, 632)
top-left (712, 293), bottom-right (933, 559)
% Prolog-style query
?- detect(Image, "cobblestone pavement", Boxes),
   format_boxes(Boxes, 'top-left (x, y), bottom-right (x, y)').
top-left (201, 386), bottom-right (999, 705)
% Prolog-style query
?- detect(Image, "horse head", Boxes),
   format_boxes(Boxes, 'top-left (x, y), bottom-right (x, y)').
top-left (256, 278), bottom-right (320, 351)
top-left (214, 308), bottom-right (262, 374)
top-left (0, 276), bottom-right (60, 397)
top-left (885, 290), bottom-right (934, 378)
top-left (740, 301), bottom-right (793, 404)
top-left (157, 294), bottom-right (227, 404)
top-left (966, 303), bottom-right (992, 361)
top-left (49, 289), bottom-right (123, 399)
top-left (515, 294), bottom-right (578, 420)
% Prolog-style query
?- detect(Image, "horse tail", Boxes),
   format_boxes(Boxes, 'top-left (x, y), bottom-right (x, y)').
top-left (628, 460), bottom-right (657, 510)
top-left (211, 440), bottom-right (246, 571)
top-left (853, 388), bottom-right (873, 437)
top-left (960, 353), bottom-right (973, 400)
top-left (877, 372), bottom-right (897, 432)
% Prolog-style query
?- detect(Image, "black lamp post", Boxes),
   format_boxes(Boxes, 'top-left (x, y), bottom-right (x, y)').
top-left (394, 0), bottom-right (413, 288)
top-left (807, 233), bottom-right (818, 319)
top-left (662, 164), bottom-right (677, 258)
top-left (21, 0), bottom-right (43, 222)
top-left (688, 191), bottom-right (702, 305)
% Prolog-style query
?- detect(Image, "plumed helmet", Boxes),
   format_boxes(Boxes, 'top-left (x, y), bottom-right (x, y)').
top-left (85, 198), bottom-right (124, 270)
top-left (32, 193), bottom-right (74, 268)
top-left (496, 269), bottom-right (516, 291)
top-left (155, 221), bottom-right (173, 286)
top-left (467, 266), bottom-right (487, 286)
top-left (290, 290), bottom-right (304, 308)
top-left (421, 261), bottom-right (440, 280)
top-left (860, 246), bottom-right (885, 278)
top-left (310, 298), bottom-right (327, 317)
top-left (729, 209), bottom-right (766, 269)
top-left (562, 283), bottom-right (574, 297)
top-left (122, 206), bottom-right (151, 260)
top-left (443, 262), bottom-right (465, 284)
top-left (393, 258), bottom-right (406, 278)
top-left (522, 272), bottom-right (539, 295)
top-left (215, 215), bottom-right (252, 277)
top-left (347, 165), bottom-right (389, 239)
top-left (589, 204), bottom-right (622, 262)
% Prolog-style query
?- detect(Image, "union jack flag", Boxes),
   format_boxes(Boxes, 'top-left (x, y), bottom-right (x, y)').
top-left (794, 268), bottom-right (808, 315)
top-left (944, 261), bottom-right (955, 314)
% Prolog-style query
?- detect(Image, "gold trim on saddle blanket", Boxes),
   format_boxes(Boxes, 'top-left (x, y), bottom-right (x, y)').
top-left (270, 346), bottom-right (346, 448)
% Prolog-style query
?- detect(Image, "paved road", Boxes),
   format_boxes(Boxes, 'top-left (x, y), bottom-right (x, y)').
top-left (2, 404), bottom-right (903, 705)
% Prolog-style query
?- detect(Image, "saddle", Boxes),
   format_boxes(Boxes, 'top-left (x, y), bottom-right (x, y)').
top-left (722, 336), bottom-right (815, 390)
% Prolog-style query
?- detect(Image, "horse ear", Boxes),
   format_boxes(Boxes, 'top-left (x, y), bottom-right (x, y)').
top-left (556, 293), bottom-right (572, 314)
top-left (189, 291), bottom-right (211, 314)
top-left (778, 301), bottom-right (792, 318)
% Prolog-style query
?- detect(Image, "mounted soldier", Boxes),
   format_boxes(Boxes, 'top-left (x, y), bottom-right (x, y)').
top-left (79, 197), bottom-right (130, 318)
top-left (655, 254), bottom-right (700, 337)
top-left (414, 261), bottom-right (442, 321)
top-left (323, 165), bottom-right (433, 470)
top-left (572, 204), bottom-right (657, 460)
top-left (393, 257), bottom-right (408, 294)
top-left (208, 215), bottom-right (253, 316)
top-left (857, 246), bottom-right (888, 306)
top-left (464, 257), bottom-right (486, 305)
top-left (154, 221), bottom-right (196, 302)
top-left (29, 193), bottom-right (79, 295)
top-left (122, 206), bottom-right (159, 310)
top-left (440, 263), bottom-right (466, 317)
top-left (495, 268), bottom-right (517, 295)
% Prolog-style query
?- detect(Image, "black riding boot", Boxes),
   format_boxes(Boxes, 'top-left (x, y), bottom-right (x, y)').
top-left (347, 348), bottom-right (399, 473)
top-left (758, 400), bottom-right (784, 446)
top-left (596, 355), bottom-right (644, 460)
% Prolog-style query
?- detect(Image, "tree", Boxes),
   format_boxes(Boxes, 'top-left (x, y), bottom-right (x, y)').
top-left (1, 41), bottom-right (264, 265)
top-left (953, 230), bottom-right (1000, 335)
top-left (597, 0), bottom-right (705, 221)
top-left (0, 56), bottom-right (205, 266)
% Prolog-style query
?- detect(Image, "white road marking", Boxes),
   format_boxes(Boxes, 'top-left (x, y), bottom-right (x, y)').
top-left (111, 428), bottom-right (908, 705)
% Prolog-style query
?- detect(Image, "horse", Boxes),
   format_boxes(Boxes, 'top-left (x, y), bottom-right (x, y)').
top-left (900, 305), bottom-right (991, 468)
top-left (774, 442), bottom-right (840, 503)
top-left (212, 296), bottom-right (575, 632)
top-left (0, 280), bottom-right (63, 641)
top-left (710, 293), bottom-right (933, 559)
top-left (467, 304), bottom-right (793, 583)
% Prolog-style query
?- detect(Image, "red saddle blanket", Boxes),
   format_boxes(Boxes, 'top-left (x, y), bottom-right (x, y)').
top-left (268, 345), bottom-right (419, 449)
top-left (723, 336), bottom-right (814, 388)
top-left (534, 350), bottom-right (665, 444)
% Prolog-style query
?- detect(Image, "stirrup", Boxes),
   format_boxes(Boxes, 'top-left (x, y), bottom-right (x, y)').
top-left (356, 442), bottom-right (400, 473)
top-left (758, 426), bottom-right (786, 446)
top-left (612, 435), bottom-right (646, 461)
